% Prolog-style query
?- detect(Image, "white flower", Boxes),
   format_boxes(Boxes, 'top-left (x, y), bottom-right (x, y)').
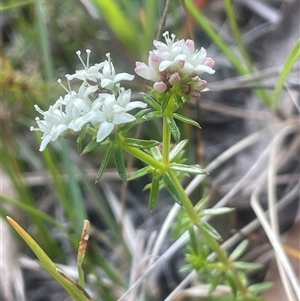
top-left (116, 88), bottom-right (147, 111)
top-left (31, 50), bottom-right (146, 150)
top-left (100, 53), bottom-right (134, 90)
top-left (73, 95), bottom-right (136, 143)
top-left (66, 49), bottom-right (104, 83)
top-left (135, 52), bottom-right (162, 82)
top-left (30, 101), bottom-right (71, 151)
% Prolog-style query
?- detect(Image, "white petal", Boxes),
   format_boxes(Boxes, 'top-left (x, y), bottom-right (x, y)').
top-left (39, 135), bottom-right (52, 151)
top-left (96, 121), bottom-right (114, 142)
top-left (194, 65), bottom-right (215, 74)
top-left (159, 60), bottom-right (173, 72)
top-left (124, 101), bottom-right (147, 111)
top-left (113, 73), bottom-right (134, 83)
top-left (113, 112), bottom-right (135, 125)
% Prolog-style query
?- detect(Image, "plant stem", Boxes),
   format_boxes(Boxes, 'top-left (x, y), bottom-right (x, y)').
top-left (121, 144), bottom-right (164, 170)
top-left (168, 170), bottom-right (199, 223)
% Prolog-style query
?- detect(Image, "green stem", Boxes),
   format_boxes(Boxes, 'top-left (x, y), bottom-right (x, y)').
top-left (168, 170), bottom-right (199, 223)
top-left (198, 223), bottom-right (248, 296)
top-left (121, 144), bottom-right (164, 170)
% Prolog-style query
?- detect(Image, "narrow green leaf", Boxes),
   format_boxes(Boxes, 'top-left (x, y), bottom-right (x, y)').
top-left (248, 282), bottom-right (273, 294)
top-left (142, 111), bottom-right (162, 121)
top-left (82, 139), bottom-right (98, 155)
top-left (7, 217), bottom-right (93, 301)
top-left (233, 261), bottom-right (262, 271)
top-left (123, 138), bottom-right (159, 149)
top-left (96, 144), bottom-right (113, 182)
top-left (128, 166), bottom-right (150, 181)
top-left (162, 172), bottom-right (182, 205)
top-left (77, 126), bottom-right (88, 153)
top-left (149, 145), bottom-right (163, 161)
top-left (188, 227), bottom-right (198, 253)
top-left (149, 176), bottom-right (160, 210)
top-left (166, 117), bottom-right (180, 142)
top-left (198, 220), bottom-right (222, 241)
top-left (170, 163), bottom-right (207, 175)
top-left (200, 207), bottom-right (234, 217)
top-left (169, 140), bottom-right (188, 161)
top-left (273, 39), bottom-right (300, 108)
top-left (173, 113), bottom-right (200, 128)
top-left (229, 240), bottom-right (249, 261)
top-left (195, 196), bottom-right (210, 211)
top-left (226, 271), bottom-right (238, 297)
top-left (140, 92), bottom-right (161, 111)
top-left (114, 147), bottom-right (127, 182)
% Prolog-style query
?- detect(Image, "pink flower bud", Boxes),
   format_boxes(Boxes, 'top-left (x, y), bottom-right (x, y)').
top-left (189, 91), bottom-right (201, 101)
top-left (185, 39), bottom-right (195, 52)
top-left (169, 72), bottom-right (181, 85)
top-left (153, 81), bottom-right (168, 93)
top-left (203, 58), bottom-right (215, 68)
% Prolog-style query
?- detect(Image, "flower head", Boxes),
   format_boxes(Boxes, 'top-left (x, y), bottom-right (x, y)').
top-left (135, 31), bottom-right (215, 99)
top-left (31, 50), bottom-right (145, 151)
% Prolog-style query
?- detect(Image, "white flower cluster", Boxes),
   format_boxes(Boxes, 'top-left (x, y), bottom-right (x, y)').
top-left (135, 32), bottom-right (215, 100)
top-left (31, 50), bottom-right (146, 151)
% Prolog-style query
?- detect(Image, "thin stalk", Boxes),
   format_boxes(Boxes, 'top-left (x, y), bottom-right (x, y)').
top-left (121, 144), bottom-right (164, 170)
top-left (198, 223), bottom-right (248, 296)
top-left (168, 170), bottom-right (198, 223)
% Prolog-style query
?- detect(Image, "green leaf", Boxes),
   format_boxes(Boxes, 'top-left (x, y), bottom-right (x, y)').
top-left (149, 145), bottom-right (162, 161)
top-left (173, 113), bottom-right (200, 128)
top-left (114, 147), bottom-right (127, 182)
top-left (248, 282), bottom-right (273, 294)
top-left (229, 240), bottom-right (249, 261)
top-left (142, 110), bottom-right (162, 121)
top-left (140, 92), bottom-right (161, 111)
top-left (149, 176), bottom-right (160, 210)
top-left (77, 126), bottom-right (88, 153)
top-left (128, 166), bottom-right (150, 181)
top-left (7, 217), bottom-right (93, 301)
top-left (198, 220), bottom-right (222, 241)
top-left (166, 117), bottom-right (180, 142)
top-left (123, 138), bottom-right (159, 149)
top-left (233, 261), bottom-right (262, 271)
top-left (162, 172), bottom-right (182, 205)
top-left (96, 144), bottom-right (113, 182)
top-left (195, 196), bottom-right (210, 211)
top-left (273, 39), bottom-right (300, 108)
top-left (82, 139), bottom-right (98, 155)
top-left (170, 163), bottom-right (207, 175)
top-left (200, 207), bottom-right (234, 217)
top-left (226, 271), bottom-right (238, 297)
top-left (169, 140), bottom-right (188, 161)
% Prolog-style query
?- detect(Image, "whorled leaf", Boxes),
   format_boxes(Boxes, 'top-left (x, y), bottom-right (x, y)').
top-left (173, 113), bottom-right (200, 128)
top-left (114, 147), bottom-right (127, 182)
top-left (123, 138), bottom-right (159, 149)
top-left (170, 163), bottom-right (207, 175)
top-left (96, 144), bottom-right (113, 182)
top-left (149, 176), bottom-right (160, 210)
top-left (140, 92), bottom-right (161, 110)
top-left (166, 117), bottom-right (180, 142)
